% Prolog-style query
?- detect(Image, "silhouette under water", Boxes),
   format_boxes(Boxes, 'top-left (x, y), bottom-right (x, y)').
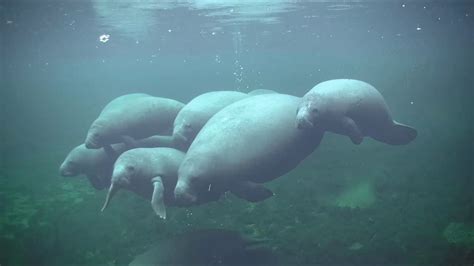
top-left (129, 229), bottom-right (276, 266)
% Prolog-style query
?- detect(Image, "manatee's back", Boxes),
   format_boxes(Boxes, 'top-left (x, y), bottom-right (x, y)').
top-left (136, 97), bottom-right (185, 134)
top-left (185, 93), bottom-right (323, 183)
top-left (308, 79), bottom-right (391, 127)
top-left (247, 88), bottom-right (278, 96)
top-left (309, 79), bottom-right (385, 110)
top-left (102, 96), bottom-right (184, 138)
top-left (176, 91), bottom-right (248, 127)
top-left (99, 93), bottom-right (150, 115)
top-left (148, 148), bottom-right (185, 178)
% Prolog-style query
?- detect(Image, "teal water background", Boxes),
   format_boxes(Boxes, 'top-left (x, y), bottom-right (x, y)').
top-left (1, 1), bottom-right (473, 265)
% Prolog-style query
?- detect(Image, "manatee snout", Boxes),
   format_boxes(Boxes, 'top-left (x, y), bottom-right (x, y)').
top-left (172, 123), bottom-right (194, 149)
top-left (59, 162), bottom-right (75, 177)
top-left (85, 135), bottom-right (100, 149)
top-left (296, 107), bottom-right (314, 129)
top-left (85, 130), bottom-right (103, 149)
top-left (174, 180), bottom-right (197, 206)
top-left (172, 131), bottom-right (190, 150)
top-left (111, 165), bottom-right (132, 187)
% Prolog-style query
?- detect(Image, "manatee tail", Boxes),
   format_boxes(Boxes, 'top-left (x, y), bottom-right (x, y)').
top-left (101, 183), bottom-right (119, 212)
top-left (373, 121), bottom-right (417, 145)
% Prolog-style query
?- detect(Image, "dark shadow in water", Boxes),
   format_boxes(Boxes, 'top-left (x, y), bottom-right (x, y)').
top-left (129, 228), bottom-right (277, 266)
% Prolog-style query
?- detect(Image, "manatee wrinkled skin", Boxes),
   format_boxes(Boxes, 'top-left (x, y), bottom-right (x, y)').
top-left (85, 93), bottom-right (184, 149)
top-left (174, 94), bottom-right (324, 205)
top-left (296, 79), bottom-right (417, 145)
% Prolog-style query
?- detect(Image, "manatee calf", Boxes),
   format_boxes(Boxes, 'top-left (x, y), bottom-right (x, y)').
top-left (85, 93), bottom-right (184, 149)
top-left (174, 94), bottom-right (324, 205)
top-left (59, 136), bottom-right (176, 190)
top-left (101, 147), bottom-right (185, 219)
top-left (296, 79), bottom-right (417, 145)
top-left (172, 91), bottom-right (248, 150)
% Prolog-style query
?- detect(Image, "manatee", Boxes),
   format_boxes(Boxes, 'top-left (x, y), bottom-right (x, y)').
top-left (174, 94), bottom-right (324, 205)
top-left (101, 147), bottom-right (185, 219)
top-left (60, 144), bottom-right (125, 190)
top-left (172, 91), bottom-right (248, 150)
top-left (296, 79), bottom-right (417, 145)
top-left (85, 93), bottom-right (184, 149)
top-left (247, 89), bottom-right (278, 96)
top-left (102, 147), bottom-right (273, 217)
top-left (129, 229), bottom-right (276, 266)
top-left (59, 136), bottom-right (176, 190)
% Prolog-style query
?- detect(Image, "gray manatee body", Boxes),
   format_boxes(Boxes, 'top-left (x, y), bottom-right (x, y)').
top-left (101, 147), bottom-right (186, 219)
top-left (296, 79), bottom-right (417, 145)
top-left (174, 94), bottom-right (324, 205)
top-left (59, 136), bottom-right (176, 190)
top-left (85, 93), bottom-right (184, 149)
top-left (172, 91), bottom-right (248, 150)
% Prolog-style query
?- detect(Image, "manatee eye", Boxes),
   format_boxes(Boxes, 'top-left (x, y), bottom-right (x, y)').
top-left (311, 108), bottom-right (319, 114)
top-left (127, 165), bottom-right (135, 172)
top-left (93, 132), bottom-right (101, 138)
top-left (184, 123), bottom-right (191, 129)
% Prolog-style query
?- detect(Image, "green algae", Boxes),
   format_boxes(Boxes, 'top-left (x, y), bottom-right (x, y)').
top-left (335, 180), bottom-right (376, 209)
top-left (443, 222), bottom-right (474, 249)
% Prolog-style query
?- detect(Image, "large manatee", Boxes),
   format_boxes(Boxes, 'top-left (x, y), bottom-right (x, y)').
top-left (172, 91), bottom-right (248, 150)
top-left (174, 94), bottom-right (324, 205)
top-left (85, 93), bottom-right (184, 149)
top-left (296, 79), bottom-right (417, 145)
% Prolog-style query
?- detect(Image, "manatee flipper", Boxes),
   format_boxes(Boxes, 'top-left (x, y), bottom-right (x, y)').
top-left (342, 116), bottom-right (363, 144)
top-left (230, 181), bottom-right (274, 203)
top-left (101, 182), bottom-right (119, 212)
top-left (373, 121), bottom-right (417, 145)
top-left (151, 176), bottom-right (166, 219)
top-left (87, 175), bottom-right (107, 190)
top-left (121, 135), bottom-right (138, 148)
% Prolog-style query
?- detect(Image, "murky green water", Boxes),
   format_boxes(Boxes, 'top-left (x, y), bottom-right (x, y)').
top-left (1, 1), bottom-right (473, 265)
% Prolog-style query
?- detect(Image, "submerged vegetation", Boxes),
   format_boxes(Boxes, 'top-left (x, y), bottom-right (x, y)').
top-left (1, 132), bottom-right (472, 265)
